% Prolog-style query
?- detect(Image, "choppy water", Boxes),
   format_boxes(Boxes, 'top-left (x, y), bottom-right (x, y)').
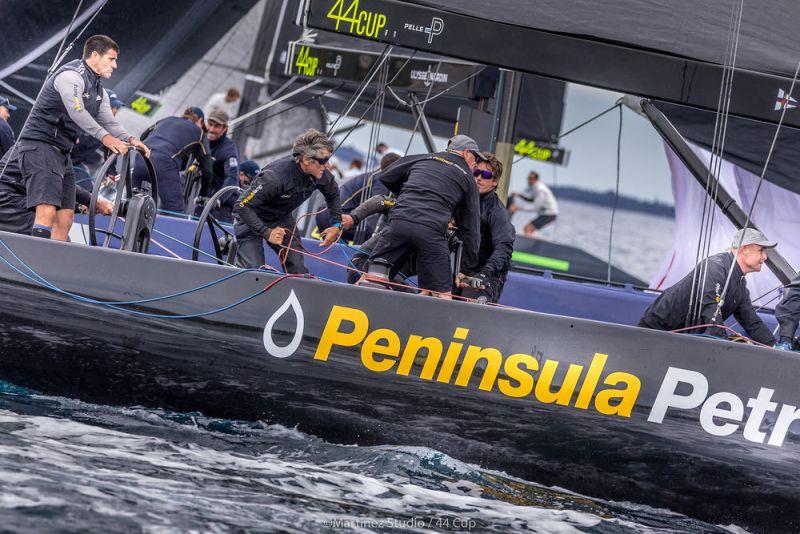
top-left (0, 377), bottom-right (746, 533)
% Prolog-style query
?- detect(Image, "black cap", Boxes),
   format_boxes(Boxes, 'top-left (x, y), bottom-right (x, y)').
top-left (0, 97), bottom-right (17, 111)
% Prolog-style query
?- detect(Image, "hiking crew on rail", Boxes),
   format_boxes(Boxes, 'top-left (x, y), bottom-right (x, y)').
top-left (638, 228), bottom-right (777, 345)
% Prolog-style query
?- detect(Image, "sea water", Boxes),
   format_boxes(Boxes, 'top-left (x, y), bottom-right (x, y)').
top-left (0, 204), bottom-right (744, 533)
top-left (511, 198), bottom-right (675, 284)
top-left (0, 382), bottom-right (744, 533)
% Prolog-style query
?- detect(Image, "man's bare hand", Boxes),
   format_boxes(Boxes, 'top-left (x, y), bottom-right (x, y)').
top-left (102, 134), bottom-right (129, 154)
top-left (129, 137), bottom-right (151, 158)
top-left (96, 197), bottom-right (114, 215)
top-left (455, 272), bottom-right (469, 288)
top-left (523, 223), bottom-right (535, 237)
top-left (341, 214), bottom-right (355, 229)
top-left (319, 225), bottom-right (342, 247)
top-left (508, 204), bottom-right (519, 213)
top-left (267, 227), bottom-right (286, 245)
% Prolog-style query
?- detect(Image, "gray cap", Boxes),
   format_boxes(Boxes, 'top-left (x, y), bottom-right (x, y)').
top-left (731, 228), bottom-right (777, 249)
top-left (447, 134), bottom-right (486, 161)
top-left (207, 108), bottom-right (230, 126)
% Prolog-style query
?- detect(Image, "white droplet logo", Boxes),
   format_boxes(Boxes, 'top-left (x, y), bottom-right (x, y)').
top-left (263, 290), bottom-right (305, 358)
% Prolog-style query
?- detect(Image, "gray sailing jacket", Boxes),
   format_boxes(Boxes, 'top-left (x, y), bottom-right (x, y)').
top-left (22, 59), bottom-right (129, 152)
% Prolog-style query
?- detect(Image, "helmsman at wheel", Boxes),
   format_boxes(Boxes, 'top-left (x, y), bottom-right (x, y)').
top-left (0, 35), bottom-right (149, 240)
top-left (233, 129), bottom-right (343, 273)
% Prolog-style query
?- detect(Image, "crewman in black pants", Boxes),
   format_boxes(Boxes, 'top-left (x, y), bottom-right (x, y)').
top-left (365, 135), bottom-right (482, 298)
top-left (233, 129), bottom-right (342, 273)
top-left (132, 107), bottom-right (213, 213)
top-left (0, 35), bottom-right (148, 240)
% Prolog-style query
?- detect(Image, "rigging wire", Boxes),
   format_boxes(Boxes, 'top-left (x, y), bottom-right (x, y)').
top-left (513, 101), bottom-right (620, 165)
top-left (327, 45), bottom-right (394, 138)
top-left (606, 105), bottom-right (623, 283)
top-left (331, 54), bottom-right (476, 155)
top-left (693, 2), bottom-right (744, 325)
top-left (402, 60), bottom-right (443, 155)
top-left (686, 0), bottom-right (743, 327)
top-left (329, 53), bottom-right (417, 153)
top-left (353, 61), bottom-right (390, 244)
top-left (712, 53), bottom-right (800, 324)
top-left (50, 0), bottom-right (84, 72)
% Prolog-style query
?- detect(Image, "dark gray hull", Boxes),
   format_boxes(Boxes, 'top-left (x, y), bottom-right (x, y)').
top-left (0, 231), bottom-right (798, 532)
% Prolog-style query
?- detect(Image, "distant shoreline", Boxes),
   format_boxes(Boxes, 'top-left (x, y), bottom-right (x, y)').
top-left (549, 186), bottom-right (674, 218)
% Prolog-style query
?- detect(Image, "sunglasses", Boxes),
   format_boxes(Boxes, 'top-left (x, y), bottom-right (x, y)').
top-left (472, 168), bottom-right (494, 179)
top-left (310, 155), bottom-right (331, 165)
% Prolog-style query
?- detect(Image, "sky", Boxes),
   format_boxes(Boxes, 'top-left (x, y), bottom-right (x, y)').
top-left (332, 82), bottom-right (676, 205)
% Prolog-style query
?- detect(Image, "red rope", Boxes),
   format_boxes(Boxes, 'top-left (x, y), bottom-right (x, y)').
top-left (670, 323), bottom-right (769, 347)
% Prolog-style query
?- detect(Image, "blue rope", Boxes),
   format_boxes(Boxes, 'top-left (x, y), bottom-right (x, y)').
top-left (0, 235), bottom-right (350, 320)
top-left (151, 227), bottom-right (238, 266)
top-left (0, 237), bottom-right (292, 318)
top-left (157, 208), bottom-right (200, 221)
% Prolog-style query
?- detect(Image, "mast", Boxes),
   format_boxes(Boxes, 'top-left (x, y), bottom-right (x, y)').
top-left (640, 99), bottom-right (797, 285)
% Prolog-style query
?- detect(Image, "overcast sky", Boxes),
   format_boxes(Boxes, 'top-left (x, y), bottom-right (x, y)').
top-left (333, 82), bottom-right (676, 205)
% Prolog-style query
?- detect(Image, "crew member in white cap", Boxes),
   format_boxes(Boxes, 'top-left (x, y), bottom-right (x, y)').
top-left (638, 227), bottom-right (777, 345)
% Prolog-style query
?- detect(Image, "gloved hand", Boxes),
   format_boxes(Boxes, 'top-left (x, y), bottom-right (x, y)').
top-left (468, 274), bottom-right (487, 289)
top-left (774, 340), bottom-right (793, 351)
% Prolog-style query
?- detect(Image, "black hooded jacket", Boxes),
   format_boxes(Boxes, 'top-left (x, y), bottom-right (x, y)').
top-left (375, 151), bottom-right (480, 272)
top-left (477, 191), bottom-right (515, 278)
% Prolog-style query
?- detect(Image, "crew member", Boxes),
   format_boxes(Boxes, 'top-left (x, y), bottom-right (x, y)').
top-left (456, 153), bottom-right (514, 303)
top-left (638, 228), bottom-right (776, 345)
top-left (0, 96), bottom-right (17, 159)
top-left (509, 170), bottom-right (559, 237)
top-left (0, 35), bottom-right (148, 240)
top-left (233, 129), bottom-right (342, 273)
top-left (774, 277), bottom-right (800, 350)
top-left (366, 135), bottom-right (482, 298)
top-left (205, 109), bottom-right (239, 198)
top-left (214, 159), bottom-right (260, 223)
top-left (132, 107), bottom-right (212, 213)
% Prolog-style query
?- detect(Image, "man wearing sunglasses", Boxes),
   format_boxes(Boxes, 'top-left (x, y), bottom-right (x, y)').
top-left (365, 135), bottom-right (482, 298)
top-left (456, 153), bottom-right (515, 303)
top-left (233, 129), bottom-right (342, 273)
